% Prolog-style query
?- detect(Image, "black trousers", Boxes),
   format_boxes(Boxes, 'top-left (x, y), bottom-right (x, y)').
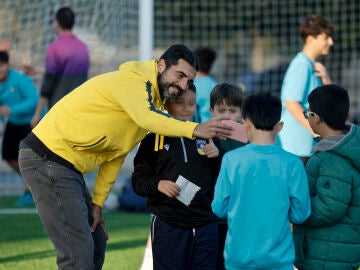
top-left (151, 216), bottom-right (218, 270)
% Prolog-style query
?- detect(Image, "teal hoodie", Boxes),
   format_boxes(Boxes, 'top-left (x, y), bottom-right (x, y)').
top-left (0, 69), bottom-right (38, 124)
top-left (294, 124), bottom-right (360, 270)
top-left (212, 143), bottom-right (311, 270)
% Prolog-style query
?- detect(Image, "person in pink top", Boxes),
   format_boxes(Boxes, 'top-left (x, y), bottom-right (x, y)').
top-left (31, 6), bottom-right (89, 127)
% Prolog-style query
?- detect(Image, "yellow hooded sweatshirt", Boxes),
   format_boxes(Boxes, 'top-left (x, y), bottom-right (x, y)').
top-left (32, 60), bottom-right (197, 207)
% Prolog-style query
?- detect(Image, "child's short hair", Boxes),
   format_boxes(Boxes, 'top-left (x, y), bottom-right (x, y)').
top-left (210, 83), bottom-right (243, 108)
top-left (242, 92), bottom-right (281, 131)
top-left (308, 84), bottom-right (349, 130)
top-left (188, 81), bottom-right (196, 93)
top-left (194, 47), bottom-right (217, 73)
top-left (299, 14), bottom-right (333, 42)
top-left (0, 50), bottom-right (9, 63)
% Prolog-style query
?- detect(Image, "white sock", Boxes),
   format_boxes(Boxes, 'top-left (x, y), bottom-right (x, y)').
top-left (140, 247), bottom-right (153, 270)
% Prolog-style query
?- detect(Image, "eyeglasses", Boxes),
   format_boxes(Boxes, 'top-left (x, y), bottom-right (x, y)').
top-left (303, 109), bottom-right (316, 119)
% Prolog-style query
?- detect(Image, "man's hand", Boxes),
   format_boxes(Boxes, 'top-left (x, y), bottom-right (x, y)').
top-left (314, 62), bottom-right (331, 85)
top-left (30, 115), bottom-right (40, 128)
top-left (193, 117), bottom-right (232, 139)
top-left (203, 139), bottom-right (219, 158)
top-left (19, 65), bottom-right (44, 76)
top-left (91, 203), bottom-right (109, 240)
top-left (0, 106), bottom-right (10, 117)
top-left (158, 180), bottom-right (180, 198)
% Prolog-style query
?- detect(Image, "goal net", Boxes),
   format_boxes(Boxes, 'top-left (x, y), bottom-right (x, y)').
top-left (0, 0), bottom-right (359, 188)
top-left (0, 0), bottom-right (139, 87)
top-left (1, 0), bottom-right (359, 107)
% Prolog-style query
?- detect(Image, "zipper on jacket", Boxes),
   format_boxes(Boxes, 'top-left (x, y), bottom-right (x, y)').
top-left (180, 137), bottom-right (188, 163)
top-left (151, 215), bottom-right (157, 242)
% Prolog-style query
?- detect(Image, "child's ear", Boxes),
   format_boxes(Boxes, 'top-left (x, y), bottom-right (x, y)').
top-left (209, 107), bottom-right (214, 116)
top-left (275, 121), bottom-right (284, 134)
top-left (313, 113), bottom-right (322, 124)
top-left (242, 118), bottom-right (251, 130)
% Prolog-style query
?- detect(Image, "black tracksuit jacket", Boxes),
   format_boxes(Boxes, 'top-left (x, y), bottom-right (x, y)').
top-left (132, 133), bottom-right (223, 228)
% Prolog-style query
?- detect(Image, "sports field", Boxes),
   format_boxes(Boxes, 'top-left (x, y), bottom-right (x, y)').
top-left (0, 196), bottom-right (150, 270)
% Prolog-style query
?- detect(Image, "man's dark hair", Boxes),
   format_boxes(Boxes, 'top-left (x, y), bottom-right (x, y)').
top-left (242, 92), bottom-right (281, 131)
top-left (300, 14), bottom-right (333, 42)
top-left (194, 47), bottom-right (216, 73)
top-left (160, 44), bottom-right (199, 71)
top-left (308, 84), bottom-right (349, 130)
top-left (210, 83), bottom-right (243, 108)
top-left (0, 51), bottom-right (9, 63)
top-left (56, 7), bottom-right (75, 30)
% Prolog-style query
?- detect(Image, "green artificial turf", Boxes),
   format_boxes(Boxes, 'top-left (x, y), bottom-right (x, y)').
top-left (0, 196), bottom-right (150, 270)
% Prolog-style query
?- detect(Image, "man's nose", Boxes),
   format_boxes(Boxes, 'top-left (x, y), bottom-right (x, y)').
top-left (179, 78), bottom-right (188, 90)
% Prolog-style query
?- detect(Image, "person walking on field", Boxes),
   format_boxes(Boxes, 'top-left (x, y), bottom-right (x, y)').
top-left (30, 6), bottom-right (89, 127)
top-left (18, 44), bottom-right (232, 270)
top-left (278, 14), bottom-right (334, 165)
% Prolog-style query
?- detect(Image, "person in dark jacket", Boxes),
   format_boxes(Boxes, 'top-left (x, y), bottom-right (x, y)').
top-left (294, 84), bottom-right (360, 270)
top-left (132, 84), bottom-right (222, 270)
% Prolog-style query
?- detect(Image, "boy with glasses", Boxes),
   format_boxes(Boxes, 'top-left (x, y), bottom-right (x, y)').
top-left (293, 84), bottom-right (360, 269)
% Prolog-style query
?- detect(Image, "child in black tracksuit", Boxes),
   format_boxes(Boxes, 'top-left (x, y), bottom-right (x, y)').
top-left (132, 85), bottom-right (222, 270)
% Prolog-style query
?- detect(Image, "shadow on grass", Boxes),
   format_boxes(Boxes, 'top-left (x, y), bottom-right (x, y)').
top-left (0, 249), bottom-right (55, 263)
top-left (0, 239), bottom-right (146, 263)
top-left (106, 238), bottom-right (146, 251)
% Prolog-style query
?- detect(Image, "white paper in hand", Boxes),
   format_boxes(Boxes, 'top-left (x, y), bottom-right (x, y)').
top-left (175, 175), bottom-right (201, 206)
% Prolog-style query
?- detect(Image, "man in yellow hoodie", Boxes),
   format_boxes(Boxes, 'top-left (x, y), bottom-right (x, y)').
top-left (18, 44), bottom-right (231, 270)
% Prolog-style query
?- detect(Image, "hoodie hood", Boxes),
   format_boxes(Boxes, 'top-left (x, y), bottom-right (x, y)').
top-left (119, 60), bottom-right (161, 101)
top-left (119, 60), bottom-right (166, 151)
top-left (312, 123), bottom-right (360, 171)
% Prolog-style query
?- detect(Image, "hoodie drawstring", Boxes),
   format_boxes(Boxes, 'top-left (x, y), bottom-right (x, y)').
top-left (154, 133), bottom-right (164, 151)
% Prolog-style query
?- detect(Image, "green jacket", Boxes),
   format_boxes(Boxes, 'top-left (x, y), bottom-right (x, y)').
top-left (293, 124), bottom-right (360, 270)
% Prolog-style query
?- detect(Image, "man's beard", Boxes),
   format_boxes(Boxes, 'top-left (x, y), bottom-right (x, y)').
top-left (157, 72), bottom-right (183, 102)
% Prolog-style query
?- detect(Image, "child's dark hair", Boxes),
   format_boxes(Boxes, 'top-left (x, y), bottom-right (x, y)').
top-left (308, 84), bottom-right (349, 130)
top-left (160, 44), bottom-right (199, 72)
top-left (0, 51), bottom-right (9, 63)
top-left (56, 7), bottom-right (75, 30)
top-left (242, 92), bottom-right (281, 131)
top-left (210, 83), bottom-right (243, 108)
top-left (194, 47), bottom-right (216, 73)
top-left (299, 14), bottom-right (333, 42)
top-left (188, 81), bottom-right (196, 93)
